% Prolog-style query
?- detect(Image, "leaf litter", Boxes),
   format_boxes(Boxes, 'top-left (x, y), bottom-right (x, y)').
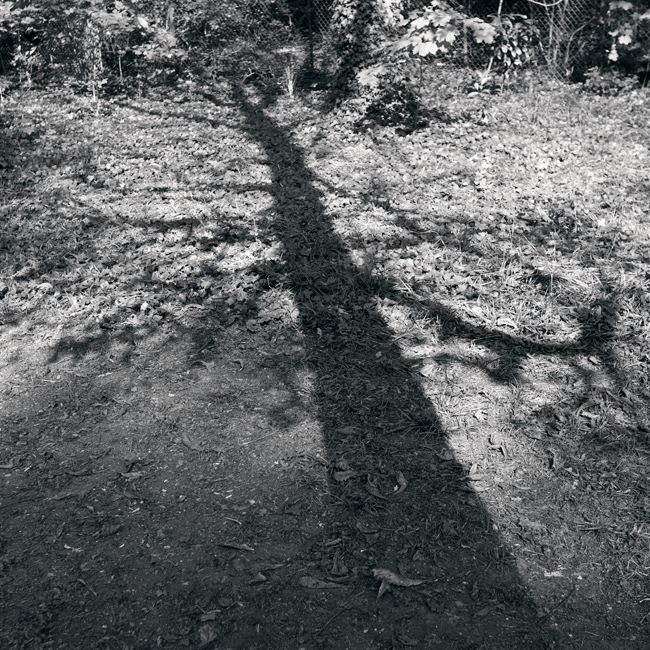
top-left (0, 78), bottom-right (649, 649)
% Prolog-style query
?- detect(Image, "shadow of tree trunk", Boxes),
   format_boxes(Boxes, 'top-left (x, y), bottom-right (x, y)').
top-left (230, 84), bottom-right (560, 648)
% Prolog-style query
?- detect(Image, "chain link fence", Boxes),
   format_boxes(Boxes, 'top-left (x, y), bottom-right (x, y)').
top-left (0, 0), bottom-right (616, 81)
top-left (307, 0), bottom-right (604, 79)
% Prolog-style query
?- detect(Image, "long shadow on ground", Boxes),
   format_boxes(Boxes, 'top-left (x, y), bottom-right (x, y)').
top-left (4, 85), bottom-right (645, 648)
top-left (228, 85), bottom-right (560, 648)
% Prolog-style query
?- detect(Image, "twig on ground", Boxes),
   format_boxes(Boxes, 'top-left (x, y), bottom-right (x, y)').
top-left (538, 585), bottom-right (577, 621)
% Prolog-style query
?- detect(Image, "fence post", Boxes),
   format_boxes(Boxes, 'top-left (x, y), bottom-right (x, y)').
top-left (307, 0), bottom-right (314, 74)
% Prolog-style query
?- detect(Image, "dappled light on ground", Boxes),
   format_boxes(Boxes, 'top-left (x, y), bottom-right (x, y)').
top-left (1, 80), bottom-right (650, 648)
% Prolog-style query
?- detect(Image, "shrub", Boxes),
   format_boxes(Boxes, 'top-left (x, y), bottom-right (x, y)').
top-left (0, 0), bottom-right (186, 84)
top-left (583, 65), bottom-right (640, 94)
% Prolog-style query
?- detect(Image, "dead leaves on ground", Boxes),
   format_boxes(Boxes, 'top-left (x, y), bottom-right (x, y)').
top-left (373, 568), bottom-right (426, 600)
top-left (1, 81), bottom-right (650, 644)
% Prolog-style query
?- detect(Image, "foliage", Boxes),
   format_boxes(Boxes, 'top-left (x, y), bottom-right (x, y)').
top-left (599, 0), bottom-right (650, 84)
top-left (350, 3), bottom-right (539, 129)
top-left (356, 79), bottom-right (432, 134)
top-left (582, 65), bottom-right (640, 94)
top-left (177, 0), bottom-right (296, 49)
top-left (486, 14), bottom-right (539, 75)
top-left (606, 0), bottom-right (650, 65)
top-left (358, 3), bottom-right (538, 92)
top-left (0, 0), bottom-right (186, 83)
top-left (388, 2), bottom-right (497, 58)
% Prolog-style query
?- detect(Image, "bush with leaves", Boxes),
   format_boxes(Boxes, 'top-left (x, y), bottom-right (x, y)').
top-left (345, 2), bottom-right (543, 132)
top-left (605, 1), bottom-right (650, 76)
top-left (178, 0), bottom-right (296, 50)
top-left (482, 14), bottom-right (539, 84)
top-left (358, 3), bottom-right (539, 91)
top-left (0, 0), bottom-right (186, 85)
top-left (582, 65), bottom-right (640, 94)
top-left (170, 0), bottom-right (307, 88)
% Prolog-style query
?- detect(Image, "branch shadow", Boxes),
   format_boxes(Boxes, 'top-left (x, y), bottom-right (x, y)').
top-left (298, 165), bottom-right (650, 458)
top-left (227, 84), bottom-right (560, 647)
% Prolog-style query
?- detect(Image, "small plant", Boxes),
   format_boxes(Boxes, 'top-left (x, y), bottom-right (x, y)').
top-left (583, 66), bottom-right (640, 94)
top-left (356, 79), bottom-right (432, 134)
top-left (486, 13), bottom-right (540, 90)
top-left (275, 47), bottom-right (300, 97)
top-left (284, 61), bottom-right (296, 96)
top-left (12, 43), bottom-right (41, 87)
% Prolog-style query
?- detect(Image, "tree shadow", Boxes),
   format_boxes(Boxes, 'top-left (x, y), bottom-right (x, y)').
top-left (227, 84), bottom-right (559, 647)
top-left (313, 172), bottom-right (650, 457)
top-left (2, 80), bottom-right (646, 646)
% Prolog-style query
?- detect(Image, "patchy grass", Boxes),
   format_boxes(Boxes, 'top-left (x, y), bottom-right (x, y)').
top-left (1, 74), bottom-right (650, 649)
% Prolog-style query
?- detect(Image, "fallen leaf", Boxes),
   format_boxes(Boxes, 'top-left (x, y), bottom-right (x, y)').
top-left (548, 449), bottom-right (562, 470)
top-left (52, 487), bottom-right (92, 500)
top-left (199, 610), bottom-right (220, 621)
top-left (436, 449), bottom-right (455, 461)
top-left (356, 521), bottom-right (379, 534)
top-left (326, 573), bottom-right (357, 583)
top-left (518, 518), bottom-right (547, 534)
top-left (121, 490), bottom-right (148, 501)
top-left (219, 542), bottom-right (254, 552)
top-left (365, 476), bottom-right (389, 500)
top-left (249, 572), bottom-right (267, 584)
top-left (377, 579), bottom-right (390, 600)
top-left (490, 431), bottom-right (503, 447)
top-left (331, 551), bottom-right (348, 576)
top-left (298, 576), bottom-right (346, 589)
top-left (119, 470), bottom-right (145, 481)
top-left (396, 633), bottom-right (420, 646)
top-left (181, 431), bottom-right (203, 451)
top-left (198, 623), bottom-right (217, 646)
top-left (442, 519), bottom-right (458, 535)
top-left (99, 524), bottom-right (123, 537)
top-left (394, 471), bottom-right (408, 494)
top-left (372, 568), bottom-right (425, 587)
top-left (63, 544), bottom-right (83, 553)
top-left (467, 473), bottom-right (489, 481)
